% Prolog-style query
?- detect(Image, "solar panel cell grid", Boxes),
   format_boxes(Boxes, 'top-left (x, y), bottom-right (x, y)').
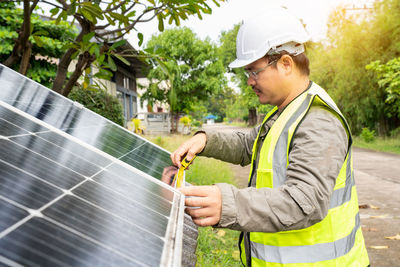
top-left (1, 217), bottom-right (141, 266)
top-left (0, 64), bottom-right (186, 267)
top-left (0, 139), bottom-right (86, 189)
top-left (0, 200), bottom-right (29, 232)
top-left (0, 161), bottom-right (63, 209)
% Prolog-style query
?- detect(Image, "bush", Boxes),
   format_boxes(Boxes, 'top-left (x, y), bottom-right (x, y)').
top-left (68, 87), bottom-right (125, 126)
top-left (179, 115), bottom-right (191, 126)
top-left (154, 136), bottom-right (165, 147)
top-left (390, 127), bottom-right (400, 138)
top-left (192, 119), bottom-right (202, 128)
top-left (360, 127), bottom-right (376, 143)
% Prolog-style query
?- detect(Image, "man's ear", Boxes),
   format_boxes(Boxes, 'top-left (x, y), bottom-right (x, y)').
top-left (279, 54), bottom-right (294, 74)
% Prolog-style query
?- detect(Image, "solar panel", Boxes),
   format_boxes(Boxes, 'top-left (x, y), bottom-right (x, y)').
top-left (0, 64), bottom-right (197, 266)
top-left (0, 65), bottom-right (172, 180)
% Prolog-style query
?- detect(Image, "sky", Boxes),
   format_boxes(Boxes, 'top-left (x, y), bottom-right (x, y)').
top-left (130, 0), bottom-right (375, 48)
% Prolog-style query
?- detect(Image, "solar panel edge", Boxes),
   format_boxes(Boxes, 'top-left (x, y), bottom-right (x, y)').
top-left (0, 64), bottom-right (173, 156)
top-left (160, 192), bottom-right (184, 267)
top-left (0, 99), bottom-right (186, 266)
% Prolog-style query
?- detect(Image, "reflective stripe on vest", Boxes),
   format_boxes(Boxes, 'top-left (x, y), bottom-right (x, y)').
top-left (242, 83), bottom-right (369, 266)
top-left (250, 213), bottom-right (361, 264)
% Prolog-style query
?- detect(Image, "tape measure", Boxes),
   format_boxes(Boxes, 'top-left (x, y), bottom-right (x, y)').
top-left (172, 155), bottom-right (196, 188)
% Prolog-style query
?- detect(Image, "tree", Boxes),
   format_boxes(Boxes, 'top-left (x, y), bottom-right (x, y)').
top-left (308, 0), bottom-right (400, 135)
top-left (141, 27), bottom-right (226, 132)
top-left (0, 2), bottom-right (76, 87)
top-left (202, 86), bottom-right (236, 122)
top-left (223, 90), bottom-right (247, 123)
top-left (2, 0), bottom-right (38, 75)
top-left (218, 24), bottom-right (272, 126)
top-left (366, 57), bottom-right (400, 122)
top-left (2, 0), bottom-right (226, 97)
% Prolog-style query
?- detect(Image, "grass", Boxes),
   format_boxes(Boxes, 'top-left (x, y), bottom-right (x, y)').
top-left (353, 136), bottom-right (400, 155)
top-left (147, 134), bottom-right (242, 267)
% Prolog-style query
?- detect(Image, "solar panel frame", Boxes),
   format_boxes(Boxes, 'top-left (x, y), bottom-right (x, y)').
top-left (0, 99), bottom-right (185, 267)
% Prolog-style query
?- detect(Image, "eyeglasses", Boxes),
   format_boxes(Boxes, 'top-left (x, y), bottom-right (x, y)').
top-left (244, 59), bottom-right (278, 80)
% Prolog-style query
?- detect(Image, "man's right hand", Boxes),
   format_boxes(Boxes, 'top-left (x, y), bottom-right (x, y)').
top-left (171, 133), bottom-right (207, 168)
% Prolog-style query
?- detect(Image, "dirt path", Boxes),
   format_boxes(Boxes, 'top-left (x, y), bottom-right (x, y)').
top-left (203, 123), bottom-right (400, 266)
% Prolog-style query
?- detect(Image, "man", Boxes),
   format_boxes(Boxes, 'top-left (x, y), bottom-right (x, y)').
top-left (171, 6), bottom-right (369, 266)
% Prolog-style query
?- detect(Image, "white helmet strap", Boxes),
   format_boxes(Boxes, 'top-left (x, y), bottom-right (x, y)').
top-left (267, 42), bottom-right (305, 56)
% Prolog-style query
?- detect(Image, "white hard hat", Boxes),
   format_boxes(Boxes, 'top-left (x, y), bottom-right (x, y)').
top-left (229, 7), bottom-right (310, 68)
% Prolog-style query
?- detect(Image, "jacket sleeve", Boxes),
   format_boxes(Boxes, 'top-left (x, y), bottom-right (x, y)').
top-left (214, 107), bottom-right (349, 232)
top-left (198, 126), bottom-right (260, 166)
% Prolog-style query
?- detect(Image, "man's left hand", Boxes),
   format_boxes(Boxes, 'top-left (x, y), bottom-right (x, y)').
top-left (179, 185), bottom-right (222, 227)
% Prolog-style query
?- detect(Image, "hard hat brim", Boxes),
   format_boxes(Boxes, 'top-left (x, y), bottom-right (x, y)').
top-left (228, 58), bottom-right (258, 69)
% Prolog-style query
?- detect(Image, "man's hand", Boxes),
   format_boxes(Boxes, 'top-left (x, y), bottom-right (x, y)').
top-left (179, 185), bottom-right (222, 227)
top-left (171, 133), bottom-right (206, 168)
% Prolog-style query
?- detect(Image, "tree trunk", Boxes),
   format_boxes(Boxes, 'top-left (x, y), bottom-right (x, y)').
top-left (60, 51), bottom-right (95, 97)
top-left (377, 114), bottom-right (389, 136)
top-left (19, 42), bottom-right (32, 75)
top-left (169, 112), bottom-right (180, 133)
top-left (248, 107), bottom-right (257, 126)
top-left (170, 111), bottom-right (175, 133)
top-left (52, 19), bottom-right (90, 94)
top-left (52, 47), bottom-right (77, 94)
top-left (4, 0), bottom-right (31, 70)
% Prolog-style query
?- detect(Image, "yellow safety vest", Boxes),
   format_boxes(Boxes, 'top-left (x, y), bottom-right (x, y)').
top-left (240, 83), bottom-right (369, 266)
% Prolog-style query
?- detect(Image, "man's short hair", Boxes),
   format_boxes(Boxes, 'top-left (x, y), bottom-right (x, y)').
top-left (265, 51), bottom-right (310, 76)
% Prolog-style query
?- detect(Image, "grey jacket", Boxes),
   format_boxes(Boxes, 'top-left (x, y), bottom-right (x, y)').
top-left (199, 106), bottom-right (348, 233)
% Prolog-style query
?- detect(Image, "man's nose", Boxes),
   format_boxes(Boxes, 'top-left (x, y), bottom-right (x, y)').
top-left (247, 76), bottom-right (256, 86)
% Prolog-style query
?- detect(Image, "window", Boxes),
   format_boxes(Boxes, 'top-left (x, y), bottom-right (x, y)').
top-left (123, 77), bottom-right (130, 89)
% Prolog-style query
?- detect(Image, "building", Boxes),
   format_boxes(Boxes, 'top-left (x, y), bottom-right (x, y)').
top-left (94, 42), bottom-right (149, 124)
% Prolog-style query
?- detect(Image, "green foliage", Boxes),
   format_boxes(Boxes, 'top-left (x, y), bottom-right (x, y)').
top-left (154, 136), bottom-right (165, 147)
top-left (179, 116), bottom-right (191, 126)
top-left (308, 0), bottom-right (400, 135)
top-left (2, 0), bottom-right (225, 96)
top-left (142, 27), bottom-right (226, 115)
top-left (50, 0), bottom-right (226, 95)
top-left (25, 60), bottom-right (58, 88)
top-left (360, 127), bottom-right (376, 143)
top-left (190, 102), bottom-right (208, 122)
top-left (191, 119), bottom-right (202, 128)
top-left (201, 86), bottom-right (236, 121)
top-left (68, 87), bottom-right (125, 126)
top-left (218, 24), bottom-right (261, 110)
top-left (224, 93), bottom-right (248, 122)
top-left (257, 104), bottom-right (274, 115)
top-left (366, 57), bottom-right (400, 119)
top-left (0, 3), bottom-right (76, 87)
top-left (390, 127), bottom-right (400, 138)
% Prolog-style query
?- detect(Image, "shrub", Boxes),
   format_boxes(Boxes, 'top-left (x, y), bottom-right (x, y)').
top-left (154, 136), bottom-right (165, 147)
top-left (192, 119), bottom-right (202, 128)
top-left (68, 87), bottom-right (125, 126)
top-left (390, 127), bottom-right (400, 138)
top-left (179, 115), bottom-right (191, 126)
top-left (360, 127), bottom-right (376, 143)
